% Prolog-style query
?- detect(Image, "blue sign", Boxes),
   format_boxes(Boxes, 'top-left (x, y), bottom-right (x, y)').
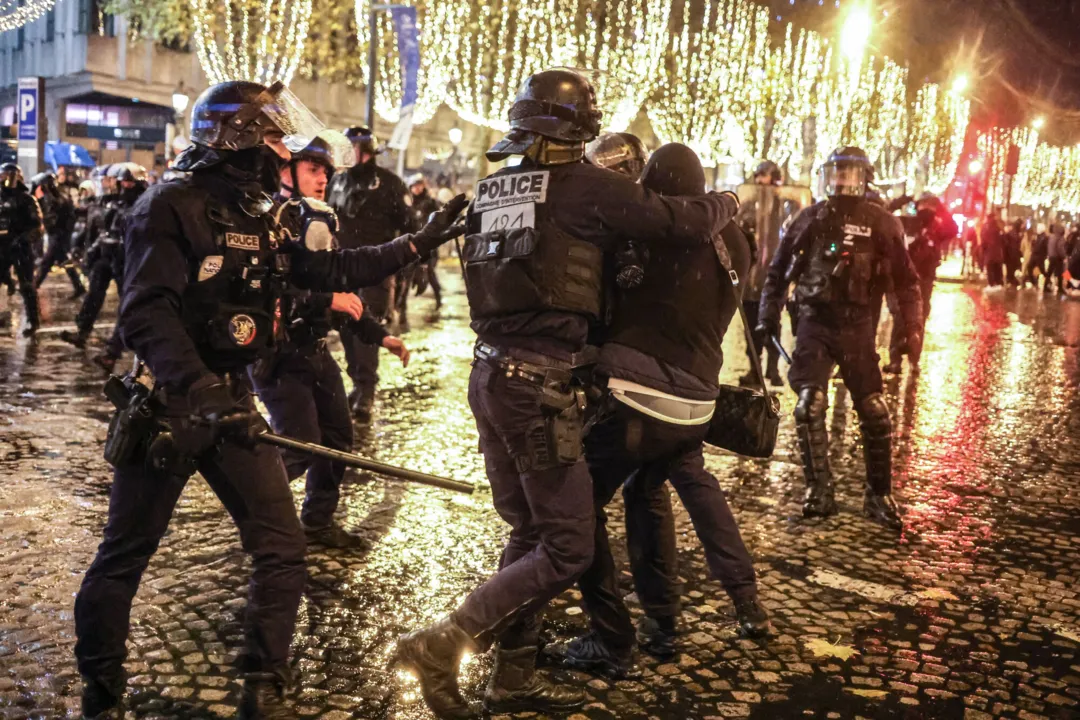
top-left (44, 142), bottom-right (95, 170)
top-left (17, 78), bottom-right (38, 142)
top-left (390, 6), bottom-right (419, 111)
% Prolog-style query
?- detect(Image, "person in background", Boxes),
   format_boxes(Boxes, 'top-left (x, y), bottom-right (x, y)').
top-left (981, 212), bottom-right (1004, 290)
top-left (1024, 224), bottom-right (1049, 290)
top-left (406, 173), bottom-right (444, 311)
top-left (1047, 223), bottom-right (1068, 296)
top-left (1003, 219), bottom-right (1024, 288)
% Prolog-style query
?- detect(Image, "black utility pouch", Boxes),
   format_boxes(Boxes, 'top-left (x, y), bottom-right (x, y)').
top-left (102, 376), bottom-right (156, 467)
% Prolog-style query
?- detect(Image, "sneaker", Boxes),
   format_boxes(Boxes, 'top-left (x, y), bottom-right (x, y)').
top-left (304, 523), bottom-right (371, 550)
top-left (733, 597), bottom-right (772, 638)
top-left (543, 632), bottom-right (638, 680)
top-left (635, 616), bottom-right (679, 658)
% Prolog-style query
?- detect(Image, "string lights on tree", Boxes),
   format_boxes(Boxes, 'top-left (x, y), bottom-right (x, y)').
top-left (190, 0), bottom-right (312, 85)
top-left (0, 0), bottom-right (57, 33)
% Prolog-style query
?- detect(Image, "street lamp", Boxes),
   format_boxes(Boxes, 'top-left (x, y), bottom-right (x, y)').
top-left (1032, 116), bottom-right (1045, 130)
top-left (167, 81), bottom-right (191, 164)
top-left (968, 159), bottom-right (983, 175)
top-left (951, 74), bottom-right (969, 95)
top-left (840, 8), bottom-right (872, 61)
top-left (448, 127), bottom-right (463, 146)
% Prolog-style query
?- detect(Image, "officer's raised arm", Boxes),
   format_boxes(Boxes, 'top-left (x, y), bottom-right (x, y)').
top-left (119, 190), bottom-right (210, 392)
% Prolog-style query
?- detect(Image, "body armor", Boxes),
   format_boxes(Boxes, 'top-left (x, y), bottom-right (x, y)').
top-left (792, 202), bottom-right (887, 308)
top-left (181, 196), bottom-right (287, 373)
top-left (463, 168), bottom-right (603, 323)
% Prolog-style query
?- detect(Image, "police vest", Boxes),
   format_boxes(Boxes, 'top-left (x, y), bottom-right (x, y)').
top-left (795, 204), bottom-right (885, 307)
top-left (462, 168), bottom-right (603, 322)
top-left (181, 196), bottom-right (287, 374)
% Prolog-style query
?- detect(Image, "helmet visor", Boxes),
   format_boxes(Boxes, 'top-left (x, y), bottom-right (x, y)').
top-left (823, 163), bottom-right (868, 197)
top-left (285, 129), bottom-right (354, 170)
top-left (260, 85), bottom-right (326, 149)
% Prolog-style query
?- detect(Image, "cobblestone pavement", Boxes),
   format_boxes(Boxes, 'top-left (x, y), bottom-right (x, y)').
top-left (1, 272), bottom-right (1079, 720)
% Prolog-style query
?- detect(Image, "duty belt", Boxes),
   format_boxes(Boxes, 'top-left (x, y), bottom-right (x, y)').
top-left (474, 342), bottom-right (573, 388)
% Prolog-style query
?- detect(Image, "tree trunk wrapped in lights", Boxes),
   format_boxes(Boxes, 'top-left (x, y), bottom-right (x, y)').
top-left (190, 0), bottom-right (312, 85)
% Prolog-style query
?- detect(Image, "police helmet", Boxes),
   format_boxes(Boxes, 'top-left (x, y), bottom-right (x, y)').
top-left (188, 81), bottom-right (299, 152)
top-left (586, 132), bottom-right (648, 179)
top-left (1, 162), bottom-right (24, 189)
top-left (487, 69), bottom-right (603, 161)
top-left (405, 172), bottom-right (426, 189)
top-left (30, 172), bottom-right (59, 197)
top-left (112, 163), bottom-right (148, 184)
top-left (344, 126), bottom-right (379, 157)
top-left (753, 160), bottom-right (782, 185)
top-left (822, 146), bottom-right (873, 198)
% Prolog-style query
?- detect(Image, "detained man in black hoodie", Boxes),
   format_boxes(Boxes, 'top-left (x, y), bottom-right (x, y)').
top-left (553, 143), bottom-right (769, 679)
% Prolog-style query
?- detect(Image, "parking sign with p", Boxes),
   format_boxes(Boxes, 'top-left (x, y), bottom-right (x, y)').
top-left (18, 77), bottom-right (39, 141)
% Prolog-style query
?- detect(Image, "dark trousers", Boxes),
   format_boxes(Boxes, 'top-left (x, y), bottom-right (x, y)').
top-left (393, 269), bottom-right (411, 327)
top-left (454, 358), bottom-right (595, 647)
top-left (76, 258), bottom-right (117, 334)
top-left (253, 344), bottom-right (353, 529)
top-left (342, 280), bottom-right (391, 399)
top-left (1047, 258), bottom-right (1066, 293)
top-left (1024, 256), bottom-right (1047, 288)
top-left (889, 278), bottom-right (933, 363)
top-left (580, 403), bottom-right (757, 652)
top-left (789, 309), bottom-right (882, 401)
top-left (425, 255), bottom-right (443, 308)
top-left (0, 242), bottom-right (39, 327)
top-left (986, 262), bottom-right (1004, 287)
top-left (74, 412), bottom-right (306, 694)
top-left (36, 231), bottom-right (84, 292)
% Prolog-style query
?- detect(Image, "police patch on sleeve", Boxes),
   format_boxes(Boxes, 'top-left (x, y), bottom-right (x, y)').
top-left (197, 255), bottom-right (224, 281)
top-left (228, 314), bottom-right (258, 346)
top-left (473, 171), bottom-right (549, 212)
top-left (225, 233), bottom-right (261, 251)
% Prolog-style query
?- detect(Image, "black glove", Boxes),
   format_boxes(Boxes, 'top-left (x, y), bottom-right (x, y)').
top-left (181, 375), bottom-right (263, 453)
top-left (411, 194), bottom-right (469, 256)
top-left (754, 318), bottom-right (779, 346)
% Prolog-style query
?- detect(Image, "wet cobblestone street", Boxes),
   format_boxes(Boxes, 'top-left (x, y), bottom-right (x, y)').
top-left (1, 272), bottom-right (1079, 719)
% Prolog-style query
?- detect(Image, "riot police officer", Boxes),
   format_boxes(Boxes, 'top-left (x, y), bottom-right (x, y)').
top-left (73, 81), bottom-right (466, 720)
top-left (395, 69), bottom-right (740, 719)
top-left (0, 162), bottom-right (43, 336)
top-left (60, 163), bottom-right (147, 356)
top-left (251, 130), bottom-right (410, 549)
top-left (33, 171), bottom-right (85, 297)
top-left (326, 126), bottom-right (418, 422)
top-left (756, 147), bottom-right (922, 531)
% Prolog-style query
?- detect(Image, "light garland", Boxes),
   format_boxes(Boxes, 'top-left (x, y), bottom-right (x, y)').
top-left (0, 0), bottom-right (56, 33)
top-left (190, 0), bottom-right (312, 85)
top-left (978, 127), bottom-right (1080, 213)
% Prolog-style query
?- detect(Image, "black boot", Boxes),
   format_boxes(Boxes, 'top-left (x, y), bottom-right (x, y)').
top-left (92, 353), bottom-right (119, 374)
top-left (733, 596), bottom-right (772, 639)
top-left (484, 645), bottom-right (586, 714)
top-left (795, 387), bottom-right (837, 517)
top-left (635, 616), bottom-right (679, 658)
top-left (396, 617), bottom-right (477, 720)
top-left (304, 522), bottom-right (370, 550)
top-left (350, 387), bottom-right (374, 424)
top-left (61, 328), bottom-right (89, 349)
top-left (863, 491), bottom-right (903, 531)
top-left (238, 672), bottom-right (295, 719)
top-left (81, 679), bottom-right (124, 719)
top-left (545, 631), bottom-right (638, 679)
top-left (857, 393), bottom-right (903, 531)
top-left (882, 359), bottom-right (903, 375)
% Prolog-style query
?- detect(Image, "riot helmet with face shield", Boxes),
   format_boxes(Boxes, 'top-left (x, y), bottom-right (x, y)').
top-left (821, 147), bottom-right (873, 199)
top-left (586, 132), bottom-right (648, 179)
top-left (1, 163), bottom-right (24, 190)
top-left (283, 130), bottom-right (352, 200)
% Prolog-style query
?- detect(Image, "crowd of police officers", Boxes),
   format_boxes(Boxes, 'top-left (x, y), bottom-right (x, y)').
top-left (0, 68), bottom-right (971, 719)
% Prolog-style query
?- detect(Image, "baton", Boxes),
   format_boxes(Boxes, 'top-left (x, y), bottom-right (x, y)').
top-left (257, 431), bottom-right (475, 495)
top-left (770, 334), bottom-right (793, 365)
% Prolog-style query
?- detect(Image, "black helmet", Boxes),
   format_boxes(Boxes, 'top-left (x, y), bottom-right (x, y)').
top-left (753, 160), bottom-right (782, 184)
top-left (285, 130), bottom-right (352, 193)
top-left (586, 132), bottom-right (648, 178)
top-left (188, 81), bottom-right (294, 151)
top-left (112, 163), bottom-right (148, 184)
top-left (822, 146), bottom-right (873, 198)
top-left (344, 126), bottom-right (378, 158)
top-left (30, 172), bottom-right (58, 197)
top-left (487, 69), bottom-right (603, 161)
top-left (1, 162), bottom-right (23, 189)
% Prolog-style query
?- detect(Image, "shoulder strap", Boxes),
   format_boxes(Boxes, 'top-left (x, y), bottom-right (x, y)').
top-left (712, 233), bottom-right (768, 390)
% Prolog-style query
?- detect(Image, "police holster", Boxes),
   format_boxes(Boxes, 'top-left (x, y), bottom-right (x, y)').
top-left (102, 375), bottom-right (157, 467)
top-left (475, 343), bottom-right (588, 472)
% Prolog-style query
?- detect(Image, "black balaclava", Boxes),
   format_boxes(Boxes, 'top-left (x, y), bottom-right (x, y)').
top-left (640, 143), bottom-right (706, 197)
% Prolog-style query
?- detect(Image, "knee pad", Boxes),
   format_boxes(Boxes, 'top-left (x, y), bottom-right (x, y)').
top-left (856, 393), bottom-right (891, 435)
top-left (793, 386), bottom-right (827, 424)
